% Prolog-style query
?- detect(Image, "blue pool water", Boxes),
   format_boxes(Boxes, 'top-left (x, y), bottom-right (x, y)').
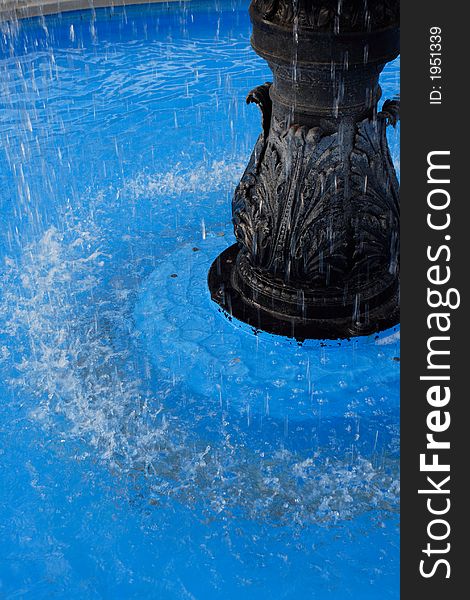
top-left (0, 2), bottom-right (400, 598)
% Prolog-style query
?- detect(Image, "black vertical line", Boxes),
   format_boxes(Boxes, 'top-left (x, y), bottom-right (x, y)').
top-left (401, 1), bottom-right (467, 597)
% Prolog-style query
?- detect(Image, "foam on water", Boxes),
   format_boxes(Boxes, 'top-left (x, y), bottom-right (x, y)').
top-left (0, 218), bottom-right (399, 526)
top-left (120, 158), bottom-right (247, 200)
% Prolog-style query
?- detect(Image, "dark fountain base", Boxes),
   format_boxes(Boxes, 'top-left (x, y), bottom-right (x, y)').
top-left (209, 1), bottom-right (400, 341)
top-left (209, 244), bottom-right (399, 341)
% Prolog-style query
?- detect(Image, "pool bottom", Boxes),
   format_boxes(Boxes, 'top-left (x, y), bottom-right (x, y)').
top-left (0, 3), bottom-right (400, 596)
top-left (0, 385), bottom-right (399, 600)
top-left (135, 233), bottom-right (400, 423)
top-left (0, 228), bottom-right (400, 599)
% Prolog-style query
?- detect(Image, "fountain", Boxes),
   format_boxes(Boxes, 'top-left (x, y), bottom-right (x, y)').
top-left (0, 4), bottom-right (401, 597)
top-left (209, 0), bottom-right (400, 340)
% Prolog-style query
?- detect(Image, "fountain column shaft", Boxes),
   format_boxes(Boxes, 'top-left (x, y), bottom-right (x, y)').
top-left (208, 0), bottom-right (400, 340)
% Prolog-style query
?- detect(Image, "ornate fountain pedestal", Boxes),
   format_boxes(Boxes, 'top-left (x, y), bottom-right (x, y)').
top-left (209, 0), bottom-right (400, 340)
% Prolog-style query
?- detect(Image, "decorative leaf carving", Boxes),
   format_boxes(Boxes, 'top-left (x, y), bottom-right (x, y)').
top-left (252, 0), bottom-right (400, 32)
top-left (233, 98), bottom-right (400, 290)
top-left (246, 82), bottom-right (273, 140)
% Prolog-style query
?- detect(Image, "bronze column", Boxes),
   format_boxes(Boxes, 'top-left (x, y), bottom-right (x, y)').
top-left (209, 0), bottom-right (400, 340)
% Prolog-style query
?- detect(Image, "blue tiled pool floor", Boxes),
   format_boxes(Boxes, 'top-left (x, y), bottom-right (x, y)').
top-left (0, 3), bottom-right (400, 598)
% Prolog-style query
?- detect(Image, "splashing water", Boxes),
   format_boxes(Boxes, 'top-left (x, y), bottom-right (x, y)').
top-left (0, 3), bottom-right (400, 598)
